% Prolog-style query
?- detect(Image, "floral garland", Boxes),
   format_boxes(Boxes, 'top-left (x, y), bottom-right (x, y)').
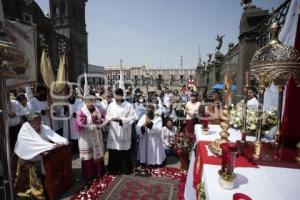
top-left (70, 167), bottom-right (187, 200)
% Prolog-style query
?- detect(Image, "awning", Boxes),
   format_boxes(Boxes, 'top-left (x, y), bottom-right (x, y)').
top-left (212, 83), bottom-right (237, 91)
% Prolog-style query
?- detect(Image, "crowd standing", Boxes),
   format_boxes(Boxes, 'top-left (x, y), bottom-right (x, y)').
top-left (6, 82), bottom-right (256, 199)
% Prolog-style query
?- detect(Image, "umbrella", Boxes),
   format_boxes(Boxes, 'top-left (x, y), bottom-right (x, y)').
top-left (212, 83), bottom-right (237, 91)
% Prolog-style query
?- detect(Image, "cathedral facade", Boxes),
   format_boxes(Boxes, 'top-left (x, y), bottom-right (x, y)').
top-left (2, 0), bottom-right (88, 82)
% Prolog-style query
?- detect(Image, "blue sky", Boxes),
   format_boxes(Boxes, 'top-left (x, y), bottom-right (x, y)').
top-left (35, 0), bottom-right (283, 68)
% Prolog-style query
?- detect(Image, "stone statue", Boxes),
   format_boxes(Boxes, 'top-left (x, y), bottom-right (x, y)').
top-left (228, 42), bottom-right (234, 52)
top-left (240, 0), bottom-right (253, 9)
top-left (216, 34), bottom-right (225, 51)
top-left (207, 53), bottom-right (213, 63)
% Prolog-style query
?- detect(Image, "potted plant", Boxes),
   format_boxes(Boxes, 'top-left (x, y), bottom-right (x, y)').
top-left (174, 126), bottom-right (196, 170)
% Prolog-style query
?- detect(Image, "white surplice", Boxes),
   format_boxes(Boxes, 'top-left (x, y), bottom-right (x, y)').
top-left (106, 101), bottom-right (137, 150)
top-left (14, 122), bottom-right (68, 161)
top-left (136, 115), bottom-right (166, 165)
top-left (8, 99), bottom-right (29, 127)
top-left (62, 98), bottom-right (82, 140)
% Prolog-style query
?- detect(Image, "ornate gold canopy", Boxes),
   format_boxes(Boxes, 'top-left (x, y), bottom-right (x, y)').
top-left (250, 23), bottom-right (300, 86)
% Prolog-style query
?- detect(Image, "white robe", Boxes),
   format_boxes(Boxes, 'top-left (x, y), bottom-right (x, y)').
top-left (62, 98), bottom-right (82, 140)
top-left (14, 122), bottom-right (68, 161)
top-left (106, 101), bottom-right (137, 150)
top-left (247, 97), bottom-right (259, 110)
top-left (162, 126), bottom-right (176, 149)
top-left (136, 115), bottom-right (166, 165)
top-left (8, 100), bottom-right (29, 127)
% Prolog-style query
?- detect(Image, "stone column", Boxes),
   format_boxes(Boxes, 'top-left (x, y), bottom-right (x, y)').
top-left (214, 51), bottom-right (224, 84)
top-left (237, 5), bottom-right (269, 95)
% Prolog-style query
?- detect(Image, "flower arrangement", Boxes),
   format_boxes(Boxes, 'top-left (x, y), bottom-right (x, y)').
top-left (174, 126), bottom-right (196, 155)
top-left (229, 102), bottom-right (277, 131)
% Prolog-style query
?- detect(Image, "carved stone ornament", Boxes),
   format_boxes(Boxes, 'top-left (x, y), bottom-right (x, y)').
top-left (250, 22), bottom-right (300, 85)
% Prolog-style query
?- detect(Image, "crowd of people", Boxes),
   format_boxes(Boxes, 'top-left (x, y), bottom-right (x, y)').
top-left (6, 82), bottom-right (259, 199)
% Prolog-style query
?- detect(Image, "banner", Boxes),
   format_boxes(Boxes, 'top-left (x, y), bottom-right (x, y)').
top-left (4, 19), bottom-right (37, 88)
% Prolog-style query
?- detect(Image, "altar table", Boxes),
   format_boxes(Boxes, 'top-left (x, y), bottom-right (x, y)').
top-left (184, 124), bottom-right (300, 200)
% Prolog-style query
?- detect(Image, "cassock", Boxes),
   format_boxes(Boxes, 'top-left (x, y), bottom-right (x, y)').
top-left (14, 122), bottom-right (68, 199)
top-left (136, 115), bottom-right (166, 165)
top-left (76, 103), bottom-right (105, 180)
top-left (106, 100), bottom-right (137, 174)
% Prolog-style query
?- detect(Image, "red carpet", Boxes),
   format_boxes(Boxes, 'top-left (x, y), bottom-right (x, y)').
top-left (70, 167), bottom-right (186, 200)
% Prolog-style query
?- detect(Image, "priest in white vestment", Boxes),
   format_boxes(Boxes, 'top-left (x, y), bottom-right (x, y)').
top-left (106, 88), bottom-right (137, 174)
top-left (136, 104), bottom-right (166, 165)
top-left (14, 112), bottom-right (68, 199)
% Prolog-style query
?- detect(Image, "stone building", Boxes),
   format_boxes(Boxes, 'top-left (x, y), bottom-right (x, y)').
top-left (105, 65), bottom-right (196, 89)
top-left (2, 0), bottom-right (88, 82)
top-left (196, 0), bottom-right (291, 95)
top-left (87, 64), bottom-right (105, 85)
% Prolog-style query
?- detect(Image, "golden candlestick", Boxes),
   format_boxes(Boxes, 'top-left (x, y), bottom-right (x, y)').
top-left (209, 68), bottom-right (232, 156)
top-left (208, 105), bottom-right (231, 156)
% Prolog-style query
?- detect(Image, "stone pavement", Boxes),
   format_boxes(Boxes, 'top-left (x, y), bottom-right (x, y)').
top-left (58, 151), bottom-right (180, 200)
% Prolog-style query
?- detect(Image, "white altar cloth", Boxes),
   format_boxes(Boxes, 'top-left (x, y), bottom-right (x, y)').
top-left (184, 124), bottom-right (300, 200)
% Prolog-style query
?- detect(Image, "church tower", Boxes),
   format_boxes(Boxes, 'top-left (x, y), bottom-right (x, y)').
top-left (49, 0), bottom-right (88, 82)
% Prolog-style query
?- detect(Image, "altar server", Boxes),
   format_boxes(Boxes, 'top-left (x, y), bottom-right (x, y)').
top-left (106, 88), bottom-right (137, 174)
top-left (62, 91), bottom-right (82, 153)
top-left (14, 112), bottom-right (68, 199)
top-left (8, 93), bottom-right (30, 151)
top-left (136, 104), bottom-right (166, 165)
top-left (28, 85), bottom-right (55, 129)
top-left (247, 87), bottom-right (259, 108)
top-left (76, 94), bottom-right (105, 180)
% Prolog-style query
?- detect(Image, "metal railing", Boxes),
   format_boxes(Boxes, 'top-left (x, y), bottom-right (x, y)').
top-left (256, 0), bottom-right (291, 48)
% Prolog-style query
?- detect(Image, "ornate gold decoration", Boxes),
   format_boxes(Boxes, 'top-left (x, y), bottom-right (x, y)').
top-left (253, 141), bottom-right (262, 160)
top-left (208, 105), bottom-right (230, 156)
top-left (208, 69), bottom-right (232, 156)
top-left (250, 22), bottom-right (300, 144)
top-left (250, 23), bottom-right (300, 85)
